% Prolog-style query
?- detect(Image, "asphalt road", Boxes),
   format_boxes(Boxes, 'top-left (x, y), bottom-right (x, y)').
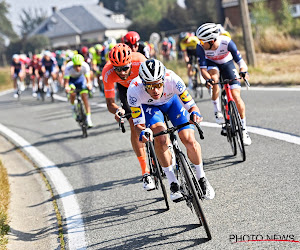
top-left (1, 86), bottom-right (300, 250)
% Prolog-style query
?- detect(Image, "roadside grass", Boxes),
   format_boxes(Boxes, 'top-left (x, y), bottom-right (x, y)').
top-left (0, 160), bottom-right (10, 250)
top-left (0, 68), bottom-right (11, 92)
top-left (164, 49), bottom-right (300, 86)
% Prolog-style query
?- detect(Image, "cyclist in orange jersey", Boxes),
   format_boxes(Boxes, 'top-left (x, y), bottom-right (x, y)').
top-left (102, 43), bottom-right (155, 191)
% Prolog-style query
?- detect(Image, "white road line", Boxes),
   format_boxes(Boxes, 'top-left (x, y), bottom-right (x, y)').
top-left (53, 94), bottom-right (107, 108)
top-left (0, 123), bottom-right (87, 250)
top-left (241, 87), bottom-right (300, 91)
top-left (201, 122), bottom-right (300, 145)
top-left (0, 89), bottom-right (14, 96)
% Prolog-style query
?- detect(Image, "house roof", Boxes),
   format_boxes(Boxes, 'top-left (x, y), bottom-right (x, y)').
top-left (29, 4), bottom-right (132, 38)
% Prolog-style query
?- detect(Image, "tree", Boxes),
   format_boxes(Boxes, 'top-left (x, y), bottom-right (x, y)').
top-left (19, 8), bottom-right (48, 38)
top-left (23, 35), bottom-right (50, 54)
top-left (0, 1), bottom-right (17, 39)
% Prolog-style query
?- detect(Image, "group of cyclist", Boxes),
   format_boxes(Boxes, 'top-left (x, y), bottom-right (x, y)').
top-left (10, 23), bottom-right (252, 201)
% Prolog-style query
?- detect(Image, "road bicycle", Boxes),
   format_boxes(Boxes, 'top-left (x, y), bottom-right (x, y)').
top-left (146, 115), bottom-right (212, 240)
top-left (15, 76), bottom-right (24, 100)
top-left (191, 56), bottom-right (203, 99)
top-left (37, 78), bottom-right (46, 101)
top-left (219, 75), bottom-right (250, 161)
top-left (47, 76), bottom-right (56, 102)
top-left (70, 88), bottom-right (89, 138)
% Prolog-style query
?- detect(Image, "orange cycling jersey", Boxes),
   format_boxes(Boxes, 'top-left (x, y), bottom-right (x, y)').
top-left (102, 52), bottom-right (147, 98)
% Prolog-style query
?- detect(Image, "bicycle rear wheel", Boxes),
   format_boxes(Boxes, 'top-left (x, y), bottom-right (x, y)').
top-left (221, 93), bottom-right (237, 156)
top-left (147, 141), bottom-right (169, 210)
top-left (177, 152), bottom-right (211, 240)
top-left (229, 101), bottom-right (246, 161)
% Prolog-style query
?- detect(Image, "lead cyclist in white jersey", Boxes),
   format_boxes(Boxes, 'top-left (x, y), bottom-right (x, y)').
top-left (127, 59), bottom-right (215, 201)
top-left (196, 23), bottom-right (251, 146)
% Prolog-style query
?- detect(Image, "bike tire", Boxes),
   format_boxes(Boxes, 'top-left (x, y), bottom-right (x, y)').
top-left (177, 152), bottom-right (212, 240)
top-left (229, 101), bottom-right (246, 161)
top-left (194, 68), bottom-right (203, 99)
top-left (79, 102), bottom-right (88, 138)
top-left (221, 93), bottom-right (237, 156)
top-left (148, 141), bottom-right (169, 210)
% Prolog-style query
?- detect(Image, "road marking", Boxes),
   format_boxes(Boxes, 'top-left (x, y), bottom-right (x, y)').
top-left (0, 123), bottom-right (87, 250)
top-left (241, 87), bottom-right (300, 91)
top-left (0, 89), bottom-right (14, 96)
top-left (201, 122), bottom-right (300, 145)
top-left (53, 94), bottom-right (107, 108)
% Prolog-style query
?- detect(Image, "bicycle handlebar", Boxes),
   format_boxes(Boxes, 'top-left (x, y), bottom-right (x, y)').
top-left (118, 113), bottom-right (131, 133)
top-left (152, 121), bottom-right (204, 140)
top-left (208, 75), bottom-right (251, 88)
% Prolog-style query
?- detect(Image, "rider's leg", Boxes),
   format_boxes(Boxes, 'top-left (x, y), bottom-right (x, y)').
top-left (81, 92), bottom-right (91, 114)
top-left (128, 118), bottom-right (149, 175)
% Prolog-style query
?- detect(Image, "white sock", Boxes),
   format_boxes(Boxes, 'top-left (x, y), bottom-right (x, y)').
top-left (194, 161), bottom-right (205, 180)
top-left (163, 165), bottom-right (178, 186)
top-left (212, 98), bottom-right (221, 113)
top-left (241, 117), bottom-right (246, 130)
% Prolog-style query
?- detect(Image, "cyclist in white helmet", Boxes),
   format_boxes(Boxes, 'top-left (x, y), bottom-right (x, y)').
top-left (196, 23), bottom-right (251, 146)
top-left (127, 59), bottom-right (215, 201)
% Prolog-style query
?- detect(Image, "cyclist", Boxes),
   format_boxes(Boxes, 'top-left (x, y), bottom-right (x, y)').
top-left (55, 50), bottom-right (65, 89)
top-left (91, 44), bottom-right (106, 92)
top-left (80, 46), bottom-right (94, 84)
top-left (28, 54), bottom-right (42, 97)
top-left (179, 32), bottom-right (201, 89)
top-left (64, 54), bottom-right (93, 128)
top-left (10, 54), bottom-right (26, 98)
top-left (160, 38), bottom-right (172, 61)
top-left (196, 23), bottom-right (251, 145)
top-left (122, 31), bottom-right (150, 59)
top-left (41, 50), bottom-right (57, 97)
top-left (102, 43), bottom-right (155, 191)
top-left (127, 59), bottom-right (215, 201)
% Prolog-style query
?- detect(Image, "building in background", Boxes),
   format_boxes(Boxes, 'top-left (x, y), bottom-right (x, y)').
top-left (28, 3), bottom-right (132, 48)
top-left (222, 0), bottom-right (300, 26)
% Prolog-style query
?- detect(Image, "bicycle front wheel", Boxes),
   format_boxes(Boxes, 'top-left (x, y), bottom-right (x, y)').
top-left (229, 101), bottom-right (246, 161)
top-left (221, 93), bottom-right (237, 156)
top-left (148, 141), bottom-right (169, 210)
top-left (78, 102), bottom-right (88, 138)
top-left (177, 152), bottom-right (211, 240)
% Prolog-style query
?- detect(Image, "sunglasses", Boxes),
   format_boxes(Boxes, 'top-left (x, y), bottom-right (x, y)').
top-left (113, 64), bottom-right (131, 72)
top-left (144, 82), bottom-right (164, 90)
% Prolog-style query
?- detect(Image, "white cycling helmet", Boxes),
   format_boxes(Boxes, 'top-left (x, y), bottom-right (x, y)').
top-left (139, 59), bottom-right (166, 83)
top-left (196, 23), bottom-right (220, 42)
top-left (44, 50), bottom-right (52, 57)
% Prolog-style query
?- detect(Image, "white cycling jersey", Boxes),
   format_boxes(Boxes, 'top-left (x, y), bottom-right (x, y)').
top-left (127, 69), bottom-right (195, 125)
top-left (64, 61), bottom-right (90, 79)
top-left (197, 35), bottom-right (247, 70)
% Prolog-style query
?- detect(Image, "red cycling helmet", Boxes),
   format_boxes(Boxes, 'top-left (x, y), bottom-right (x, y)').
top-left (81, 46), bottom-right (88, 54)
top-left (109, 43), bottom-right (132, 66)
top-left (123, 31), bottom-right (140, 46)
